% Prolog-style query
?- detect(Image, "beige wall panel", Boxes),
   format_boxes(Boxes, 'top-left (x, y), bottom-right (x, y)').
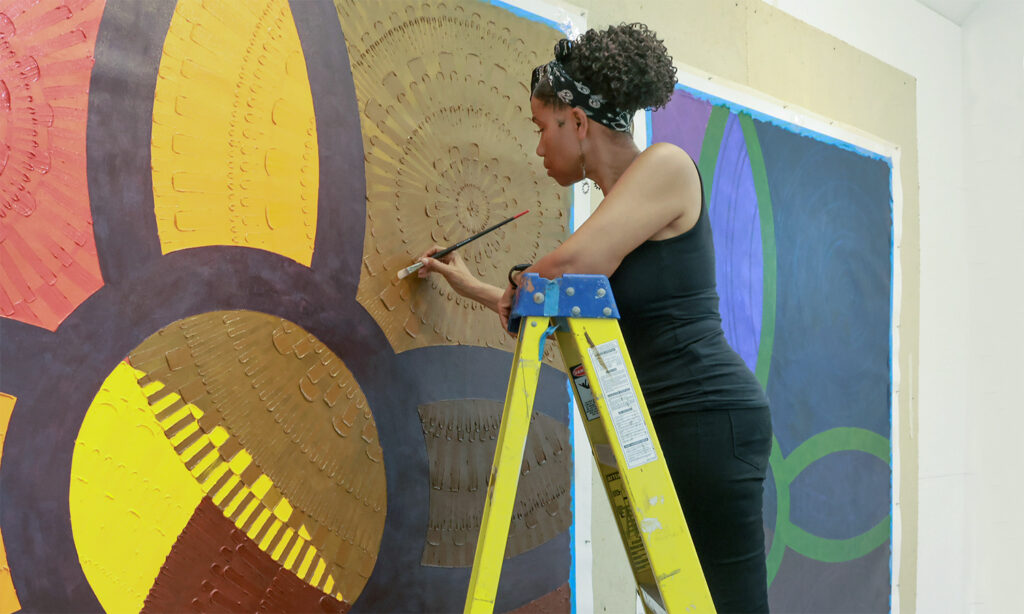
top-left (574, 0), bottom-right (751, 85)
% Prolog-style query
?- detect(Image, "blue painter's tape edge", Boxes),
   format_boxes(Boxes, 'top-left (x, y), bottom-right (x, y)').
top-left (484, 0), bottom-right (568, 34)
top-left (566, 375), bottom-right (577, 614)
top-left (667, 83), bottom-right (893, 167)
top-left (645, 108), bottom-right (653, 148)
top-left (544, 281), bottom-right (561, 316)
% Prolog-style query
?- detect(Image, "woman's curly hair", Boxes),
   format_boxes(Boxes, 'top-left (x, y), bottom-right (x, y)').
top-left (532, 23), bottom-right (677, 113)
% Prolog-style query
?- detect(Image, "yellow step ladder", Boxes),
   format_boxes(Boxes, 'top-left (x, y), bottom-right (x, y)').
top-left (464, 273), bottom-right (715, 614)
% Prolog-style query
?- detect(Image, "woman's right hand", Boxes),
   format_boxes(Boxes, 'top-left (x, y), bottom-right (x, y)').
top-left (416, 245), bottom-right (481, 299)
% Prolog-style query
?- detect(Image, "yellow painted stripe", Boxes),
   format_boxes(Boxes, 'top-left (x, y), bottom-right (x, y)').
top-left (138, 373), bottom-right (343, 600)
top-left (0, 393), bottom-right (22, 614)
top-left (151, 0), bottom-right (318, 266)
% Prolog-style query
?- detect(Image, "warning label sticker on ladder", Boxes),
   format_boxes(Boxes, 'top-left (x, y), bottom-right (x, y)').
top-left (570, 364), bottom-right (601, 421)
top-left (587, 340), bottom-right (658, 469)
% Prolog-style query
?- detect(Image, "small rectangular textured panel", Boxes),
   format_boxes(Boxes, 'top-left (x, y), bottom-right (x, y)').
top-left (418, 398), bottom-right (571, 567)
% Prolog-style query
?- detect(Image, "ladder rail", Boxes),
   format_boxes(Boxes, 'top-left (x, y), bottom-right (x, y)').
top-left (463, 274), bottom-right (715, 614)
top-left (559, 317), bottom-right (714, 613)
top-left (464, 316), bottom-right (549, 614)
top-left (555, 324), bottom-right (660, 588)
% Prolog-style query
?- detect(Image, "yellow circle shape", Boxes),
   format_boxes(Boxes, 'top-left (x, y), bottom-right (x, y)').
top-left (151, 0), bottom-right (319, 265)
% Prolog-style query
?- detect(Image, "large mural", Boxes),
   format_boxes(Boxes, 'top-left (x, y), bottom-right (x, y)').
top-left (650, 86), bottom-right (894, 612)
top-left (0, 0), bottom-right (573, 612)
top-left (1, 0), bottom-right (895, 611)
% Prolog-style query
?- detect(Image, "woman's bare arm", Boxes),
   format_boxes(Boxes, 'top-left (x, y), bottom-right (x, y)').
top-left (528, 142), bottom-right (701, 280)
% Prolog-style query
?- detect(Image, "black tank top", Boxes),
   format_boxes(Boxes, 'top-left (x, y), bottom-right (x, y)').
top-left (608, 172), bottom-right (769, 414)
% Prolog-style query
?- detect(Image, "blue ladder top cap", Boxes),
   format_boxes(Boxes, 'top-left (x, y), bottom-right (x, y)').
top-left (508, 273), bottom-right (619, 331)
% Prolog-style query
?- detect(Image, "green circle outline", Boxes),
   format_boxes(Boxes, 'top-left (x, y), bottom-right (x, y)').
top-left (698, 105), bottom-right (892, 587)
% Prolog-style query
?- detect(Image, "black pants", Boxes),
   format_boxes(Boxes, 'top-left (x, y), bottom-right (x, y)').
top-left (651, 407), bottom-right (772, 614)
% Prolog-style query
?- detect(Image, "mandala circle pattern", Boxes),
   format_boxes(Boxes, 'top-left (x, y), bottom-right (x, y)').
top-left (339, 0), bottom-right (568, 353)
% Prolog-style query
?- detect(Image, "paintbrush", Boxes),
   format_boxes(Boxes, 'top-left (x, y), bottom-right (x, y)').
top-left (397, 210), bottom-right (530, 280)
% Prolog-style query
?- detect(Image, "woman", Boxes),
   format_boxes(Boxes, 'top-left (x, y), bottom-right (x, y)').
top-left (418, 24), bottom-right (772, 613)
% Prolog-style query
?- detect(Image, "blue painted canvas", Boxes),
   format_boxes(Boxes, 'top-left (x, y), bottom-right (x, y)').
top-left (650, 86), bottom-right (893, 613)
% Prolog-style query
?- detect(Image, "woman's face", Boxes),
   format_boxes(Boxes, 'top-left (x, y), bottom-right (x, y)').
top-left (530, 96), bottom-right (582, 186)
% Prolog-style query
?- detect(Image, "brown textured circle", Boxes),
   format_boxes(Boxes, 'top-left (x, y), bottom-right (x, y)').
top-left (128, 310), bottom-right (385, 604)
top-left (339, 0), bottom-right (568, 354)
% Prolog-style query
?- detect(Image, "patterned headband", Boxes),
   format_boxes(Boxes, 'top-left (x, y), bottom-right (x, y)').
top-left (531, 59), bottom-right (634, 133)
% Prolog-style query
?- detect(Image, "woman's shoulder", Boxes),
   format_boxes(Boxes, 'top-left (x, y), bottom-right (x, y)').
top-left (634, 142), bottom-right (699, 177)
top-left (622, 142), bottom-right (702, 240)
top-left (624, 142), bottom-right (699, 189)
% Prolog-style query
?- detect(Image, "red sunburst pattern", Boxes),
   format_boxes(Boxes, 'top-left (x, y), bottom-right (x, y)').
top-left (0, 0), bottom-right (105, 331)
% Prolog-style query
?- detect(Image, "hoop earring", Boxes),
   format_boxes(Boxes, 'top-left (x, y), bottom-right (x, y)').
top-left (578, 140), bottom-right (600, 191)
top-left (579, 142), bottom-right (587, 182)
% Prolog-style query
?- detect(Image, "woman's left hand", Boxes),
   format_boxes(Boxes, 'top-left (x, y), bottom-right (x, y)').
top-left (497, 282), bottom-right (517, 336)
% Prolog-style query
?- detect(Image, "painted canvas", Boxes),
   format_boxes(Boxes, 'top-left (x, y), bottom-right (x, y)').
top-left (650, 86), bottom-right (893, 612)
top-left (0, 0), bottom-right (574, 612)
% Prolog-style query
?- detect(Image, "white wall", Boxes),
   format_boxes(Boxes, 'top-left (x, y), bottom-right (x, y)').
top-left (962, 3), bottom-right (1024, 612)
top-left (765, 0), bottom-right (1024, 612)
top-left (762, 0), bottom-right (971, 611)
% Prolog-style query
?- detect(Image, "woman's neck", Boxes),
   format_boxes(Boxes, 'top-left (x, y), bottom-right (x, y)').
top-left (584, 131), bottom-right (641, 193)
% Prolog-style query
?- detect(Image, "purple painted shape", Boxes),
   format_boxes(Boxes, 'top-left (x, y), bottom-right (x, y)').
top-left (651, 90), bottom-right (712, 161)
top-left (709, 113), bottom-right (763, 372)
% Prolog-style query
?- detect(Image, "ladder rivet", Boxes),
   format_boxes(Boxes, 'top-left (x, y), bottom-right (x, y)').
top-left (603, 307), bottom-right (612, 316)
top-left (596, 288), bottom-right (606, 298)
top-left (571, 306), bottom-right (581, 316)
top-left (533, 292), bottom-right (544, 304)
top-left (566, 287), bottom-right (575, 296)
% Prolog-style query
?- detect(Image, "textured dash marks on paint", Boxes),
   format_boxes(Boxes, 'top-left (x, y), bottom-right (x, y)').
top-left (133, 383), bottom-right (346, 601)
top-left (69, 362), bottom-right (205, 614)
top-left (128, 311), bottom-right (384, 602)
top-left (709, 113), bottom-right (763, 372)
top-left (506, 582), bottom-right (571, 614)
top-left (0, 0), bottom-right (105, 331)
top-left (652, 89), bottom-right (713, 161)
top-left (0, 393), bottom-right (20, 614)
top-left (151, 0), bottom-right (318, 266)
top-left (142, 497), bottom-right (347, 614)
top-left (71, 357), bottom-right (355, 607)
top-left (418, 399), bottom-right (570, 567)
top-left (335, 0), bottom-right (568, 354)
